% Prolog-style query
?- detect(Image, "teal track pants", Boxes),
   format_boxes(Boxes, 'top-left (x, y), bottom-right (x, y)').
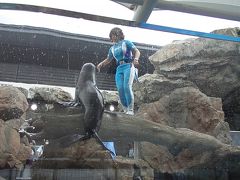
top-left (115, 63), bottom-right (135, 111)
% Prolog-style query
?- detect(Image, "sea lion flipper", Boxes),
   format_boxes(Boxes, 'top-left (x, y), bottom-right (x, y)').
top-left (93, 130), bottom-right (116, 159)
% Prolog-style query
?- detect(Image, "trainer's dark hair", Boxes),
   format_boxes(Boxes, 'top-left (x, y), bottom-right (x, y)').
top-left (109, 27), bottom-right (125, 42)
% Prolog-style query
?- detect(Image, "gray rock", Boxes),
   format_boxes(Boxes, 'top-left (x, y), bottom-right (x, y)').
top-left (0, 86), bottom-right (29, 121)
top-left (148, 27), bottom-right (240, 130)
top-left (149, 27), bottom-right (240, 98)
top-left (28, 87), bottom-right (73, 103)
top-left (137, 87), bottom-right (231, 144)
top-left (133, 73), bottom-right (196, 105)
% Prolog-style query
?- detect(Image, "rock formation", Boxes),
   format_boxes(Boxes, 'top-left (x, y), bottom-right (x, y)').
top-left (137, 87), bottom-right (231, 144)
top-left (147, 27), bottom-right (240, 130)
top-left (0, 85), bottom-right (28, 121)
top-left (0, 86), bottom-right (31, 170)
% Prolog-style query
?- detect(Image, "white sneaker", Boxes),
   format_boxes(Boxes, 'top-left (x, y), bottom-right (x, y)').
top-left (126, 110), bottom-right (134, 115)
top-left (122, 107), bottom-right (128, 113)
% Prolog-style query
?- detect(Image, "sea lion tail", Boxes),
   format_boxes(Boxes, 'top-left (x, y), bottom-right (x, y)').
top-left (93, 130), bottom-right (116, 158)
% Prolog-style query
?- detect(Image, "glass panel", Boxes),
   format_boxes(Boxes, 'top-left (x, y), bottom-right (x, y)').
top-left (0, 1), bottom-right (240, 179)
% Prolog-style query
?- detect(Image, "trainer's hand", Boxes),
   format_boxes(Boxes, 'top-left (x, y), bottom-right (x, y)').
top-left (133, 59), bottom-right (140, 68)
top-left (97, 62), bottom-right (102, 72)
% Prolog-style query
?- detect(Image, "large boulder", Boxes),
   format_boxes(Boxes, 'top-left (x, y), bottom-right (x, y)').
top-left (139, 140), bottom-right (240, 179)
top-left (0, 119), bottom-right (32, 169)
top-left (101, 90), bottom-right (120, 111)
top-left (149, 27), bottom-right (240, 99)
top-left (28, 87), bottom-right (73, 103)
top-left (0, 86), bottom-right (29, 121)
top-left (101, 90), bottom-right (118, 104)
top-left (133, 73), bottom-right (196, 105)
top-left (0, 86), bottom-right (32, 169)
top-left (148, 27), bottom-right (240, 130)
top-left (137, 87), bottom-right (231, 144)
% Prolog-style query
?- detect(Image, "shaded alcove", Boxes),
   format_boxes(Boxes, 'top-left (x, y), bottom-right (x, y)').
top-left (223, 87), bottom-right (240, 130)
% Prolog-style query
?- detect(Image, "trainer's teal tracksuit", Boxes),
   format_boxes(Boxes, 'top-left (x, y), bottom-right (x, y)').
top-left (107, 40), bottom-right (136, 112)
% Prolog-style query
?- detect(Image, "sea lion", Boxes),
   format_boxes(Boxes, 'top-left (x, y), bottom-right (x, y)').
top-left (60, 63), bottom-right (115, 157)
top-left (76, 62), bottom-right (104, 134)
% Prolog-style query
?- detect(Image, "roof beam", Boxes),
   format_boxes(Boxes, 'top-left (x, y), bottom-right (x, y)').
top-left (132, 0), bottom-right (158, 22)
top-left (112, 0), bottom-right (240, 21)
top-left (165, 0), bottom-right (240, 6)
top-left (156, 0), bottom-right (240, 21)
top-left (0, 3), bottom-right (135, 26)
top-left (0, 3), bottom-right (239, 42)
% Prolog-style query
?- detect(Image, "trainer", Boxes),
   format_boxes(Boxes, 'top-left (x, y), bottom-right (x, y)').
top-left (97, 27), bottom-right (140, 115)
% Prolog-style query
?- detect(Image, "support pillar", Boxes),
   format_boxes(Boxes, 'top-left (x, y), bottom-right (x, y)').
top-left (133, 0), bottom-right (158, 23)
